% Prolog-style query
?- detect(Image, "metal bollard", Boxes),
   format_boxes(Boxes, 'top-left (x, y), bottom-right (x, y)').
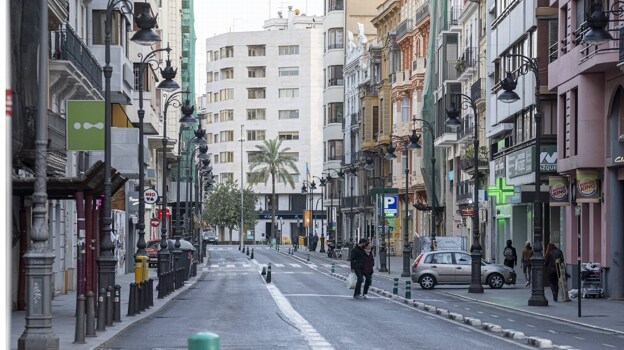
top-left (331, 263), bottom-right (335, 273)
top-left (266, 263), bottom-right (272, 283)
top-left (105, 286), bottom-right (114, 326)
top-left (288, 248), bottom-right (291, 255)
top-left (261, 266), bottom-right (266, 275)
top-left (148, 278), bottom-right (154, 306)
top-left (73, 294), bottom-right (86, 344)
top-left (246, 246), bottom-right (249, 256)
top-left (157, 277), bottom-right (164, 299)
top-left (307, 253), bottom-right (310, 262)
top-left (86, 291), bottom-right (96, 337)
top-left (113, 284), bottom-right (121, 322)
top-left (127, 283), bottom-right (136, 316)
top-left (138, 281), bottom-right (145, 312)
top-left (393, 278), bottom-right (399, 295)
top-left (97, 288), bottom-right (106, 331)
top-left (188, 332), bottom-right (220, 350)
top-left (251, 248), bottom-right (254, 259)
top-left (405, 280), bottom-right (412, 299)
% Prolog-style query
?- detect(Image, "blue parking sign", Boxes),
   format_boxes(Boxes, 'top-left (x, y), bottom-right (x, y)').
top-left (378, 195), bottom-right (398, 217)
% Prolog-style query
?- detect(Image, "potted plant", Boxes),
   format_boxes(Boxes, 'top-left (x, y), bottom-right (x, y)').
top-left (454, 59), bottom-right (466, 72)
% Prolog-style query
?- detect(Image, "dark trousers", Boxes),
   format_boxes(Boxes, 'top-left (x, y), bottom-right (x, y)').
top-left (548, 268), bottom-right (559, 301)
top-left (363, 272), bottom-right (373, 295)
top-left (353, 269), bottom-right (364, 296)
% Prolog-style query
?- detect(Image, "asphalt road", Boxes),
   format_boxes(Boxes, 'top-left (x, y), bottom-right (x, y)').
top-left (99, 246), bottom-right (535, 350)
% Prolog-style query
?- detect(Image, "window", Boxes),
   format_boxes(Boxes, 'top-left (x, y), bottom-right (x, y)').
top-left (327, 103), bottom-right (343, 124)
top-left (265, 195), bottom-right (275, 211)
top-left (220, 46), bottom-right (234, 58)
top-left (278, 45), bottom-right (299, 55)
top-left (220, 173), bottom-right (234, 182)
top-left (206, 72), bottom-right (213, 83)
top-left (282, 152), bottom-right (299, 161)
top-left (220, 67), bottom-right (234, 79)
top-left (279, 110), bottom-right (299, 119)
top-left (219, 88), bottom-right (234, 101)
top-left (327, 140), bottom-right (343, 161)
top-left (278, 132), bottom-right (299, 140)
top-left (327, 65), bottom-right (343, 86)
top-left (248, 45), bottom-right (266, 56)
top-left (327, 28), bottom-right (344, 50)
top-left (247, 130), bottom-right (266, 141)
top-left (219, 109), bottom-right (234, 122)
top-left (220, 151), bottom-right (234, 162)
top-left (133, 63), bottom-right (149, 90)
top-left (428, 252), bottom-right (452, 264)
top-left (401, 97), bottom-right (410, 122)
top-left (291, 194), bottom-right (306, 211)
top-left (93, 11), bottom-right (123, 45)
top-left (454, 253), bottom-right (471, 265)
top-left (278, 67), bottom-right (299, 77)
top-left (248, 66), bottom-right (266, 78)
top-left (220, 131), bottom-right (234, 142)
top-left (328, 0), bottom-right (344, 11)
top-left (247, 108), bottom-right (266, 120)
top-left (279, 174), bottom-right (299, 184)
top-left (213, 51), bottom-right (220, 60)
top-left (248, 88), bottom-right (266, 99)
top-left (279, 88), bottom-right (299, 98)
top-left (207, 51), bottom-right (213, 62)
top-left (213, 113), bottom-right (219, 124)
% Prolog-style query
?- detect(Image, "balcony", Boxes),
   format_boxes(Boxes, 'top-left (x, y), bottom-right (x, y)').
top-left (89, 43), bottom-right (133, 104)
top-left (395, 19), bottom-right (413, 40)
top-left (391, 69), bottom-right (412, 89)
top-left (456, 47), bottom-right (478, 81)
top-left (50, 23), bottom-right (103, 101)
top-left (459, 158), bottom-right (489, 176)
top-left (434, 132), bottom-right (458, 148)
top-left (412, 57), bottom-right (427, 77)
top-left (455, 179), bottom-right (474, 204)
top-left (414, 2), bottom-right (429, 25)
top-left (456, 114), bottom-right (475, 145)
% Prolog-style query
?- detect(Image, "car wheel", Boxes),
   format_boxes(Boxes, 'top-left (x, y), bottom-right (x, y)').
top-left (419, 274), bottom-right (436, 290)
top-left (488, 273), bottom-right (505, 289)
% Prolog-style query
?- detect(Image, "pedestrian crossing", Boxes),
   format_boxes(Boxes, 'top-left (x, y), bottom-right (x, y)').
top-left (207, 262), bottom-right (349, 270)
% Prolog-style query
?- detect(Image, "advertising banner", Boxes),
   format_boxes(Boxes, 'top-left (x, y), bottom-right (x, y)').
top-left (548, 176), bottom-right (570, 206)
top-left (66, 100), bottom-right (105, 150)
top-left (576, 170), bottom-right (600, 203)
top-left (303, 210), bottom-right (311, 228)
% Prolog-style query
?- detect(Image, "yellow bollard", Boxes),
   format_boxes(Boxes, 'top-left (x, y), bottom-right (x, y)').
top-left (135, 257), bottom-right (144, 284)
top-left (141, 256), bottom-right (149, 282)
top-left (188, 332), bottom-right (220, 350)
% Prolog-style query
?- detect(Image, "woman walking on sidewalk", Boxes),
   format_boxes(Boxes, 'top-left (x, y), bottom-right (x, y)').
top-left (361, 242), bottom-right (375, 299)
top-left (545, 243), bottom-right (564, 302)
top-left (521, 241), bottom-right (533, 287)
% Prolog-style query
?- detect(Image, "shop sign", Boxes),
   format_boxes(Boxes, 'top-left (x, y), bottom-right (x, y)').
top-left (613, 155), bottom-right (624, 167)
top-left (507, 146), bottom-right (533, 178)
top-left (540, 145), bottom-right (557, 172)
top-left (549, 176), bottom-right (569, 206)
top-left (576, 169), bottom-right (600, 203)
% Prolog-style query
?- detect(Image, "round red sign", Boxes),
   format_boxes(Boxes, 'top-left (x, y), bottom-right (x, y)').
top-left (150, 217), bottom-right (160, 227)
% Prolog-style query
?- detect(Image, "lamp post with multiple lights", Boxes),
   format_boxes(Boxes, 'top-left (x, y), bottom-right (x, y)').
top-left (364, 147), bottom-right (389, 272)
top-left (445, 94), bottom-right (484, 294)
top-left (301, 179), bottom-right (316, 250)
top-left (498, 54), bottom-right (548, 306)
top-left (411, 118), bottom-right (437, 251)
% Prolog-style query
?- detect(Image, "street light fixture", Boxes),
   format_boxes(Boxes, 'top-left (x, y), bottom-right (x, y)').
top-left (99, 0), bottom-right (160, 307)
top-left (318, 177), bottom-right (327, 253)
top-left (385, 134), bottom-right (419, 278)
top-left (445, 94), bottom-right (484, 294)
top-left (580, 1), bottom-right (624, 45)
top-left (497, 54), bottom-right (548, 306)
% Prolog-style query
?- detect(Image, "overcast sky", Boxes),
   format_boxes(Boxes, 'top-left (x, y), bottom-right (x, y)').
top-left (193, 0), bottom-right (325, 95)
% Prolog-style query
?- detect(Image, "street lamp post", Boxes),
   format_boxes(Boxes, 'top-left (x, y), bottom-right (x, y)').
top-left (301, 179), bottom-right (317, 250)
top-left (364, 148), bottom-right (389, 272)
top-left (157, 90), bottom-right (187, 279)
top-left (385, 132), bottom-right (419, 278)
top-left (97, 0), bottom-right (160, 312)
top-left (135, 46), bottom-right (180, 259)
top-left (498, 54), bottom-right (548, 306)
top-left (239, 125), bottom-right (245, 249)
top-left (411, 118), bottom-right (437, 250)
top-left (445, 93), bottom-right (484, 293)
top-left (319, 178), bottom-right (327, 252)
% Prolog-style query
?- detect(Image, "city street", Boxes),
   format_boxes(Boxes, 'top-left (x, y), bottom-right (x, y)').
top-left (96, 245), bottom-right (624, 350)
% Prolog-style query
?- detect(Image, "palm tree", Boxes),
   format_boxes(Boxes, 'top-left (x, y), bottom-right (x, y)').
top-left (248, 138), bottom-right (299, 244)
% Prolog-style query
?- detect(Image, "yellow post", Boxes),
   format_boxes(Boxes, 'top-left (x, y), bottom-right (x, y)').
top-left (141, 256), bottom-right (149, 282)
top-left (135, 257), bottom-right (143, 284)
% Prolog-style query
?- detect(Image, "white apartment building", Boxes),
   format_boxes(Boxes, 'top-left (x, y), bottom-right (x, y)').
top-left (203, 9), bottom-right (324, 244)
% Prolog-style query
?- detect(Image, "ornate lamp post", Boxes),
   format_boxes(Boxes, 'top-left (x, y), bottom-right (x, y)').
top-left (364, 147), bottom-right (389, 272)
top-left (318, 177), bottom-right (327, 252)
top-left (385, 131), bottom-right (419, 278)
top-left (445, 93), bottom-right (483, 293)
top-left (97, 0), bottom-right (160, 316)
top-left (301, 179), bottom-right (316, 250)
top-left (346, 165), bottom-right (357, 252)
top-left (497, 54), bottom-right (548, 306)
top-left (411, 118), bottom-right (438, 251)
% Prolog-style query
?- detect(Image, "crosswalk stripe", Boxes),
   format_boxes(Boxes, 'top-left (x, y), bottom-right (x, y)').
top-left (290, 264), bottom-right (301, 268)
top-left (274, 264), bottom-right (285, 267)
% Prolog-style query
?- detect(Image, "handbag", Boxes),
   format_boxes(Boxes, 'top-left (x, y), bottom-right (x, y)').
top-left (346, 272), bottom-right (357, 289)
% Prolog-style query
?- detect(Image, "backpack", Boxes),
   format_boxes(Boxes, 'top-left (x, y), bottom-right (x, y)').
top-left (504, 247), bottom-right (514, 261)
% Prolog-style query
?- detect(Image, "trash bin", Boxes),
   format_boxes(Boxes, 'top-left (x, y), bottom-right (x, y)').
top-left (167, 239), bottom-right (196, 279)
top-left (134, 256), bottom-right (148, 283)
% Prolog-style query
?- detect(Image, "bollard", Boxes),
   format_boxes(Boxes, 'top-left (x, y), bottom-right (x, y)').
top-left (307, 253), bottom-right (310, 262)
top-left (331, 263), bottom-right (335, 273)
top-left (246, 246), bottom-right (249, 256)
top-left (251, 248), bottom-right (254, 259)
top-left (138, 281), bottom-right (145, 312)
top-left (288, 248), bottom-right (291, 255)
top-left (238, 245), bottom-right (241, 251)
top-left (114, 284), bottom-right (121, 322)
top-left (86, 291), bottom-right (96, 337)
top-left (73, 294), bottom-right (86, 344)
top-left (97, 288), bottom-right (106, 331)
top-left (266, 263), bottom-right (272, 283)
top-left (261, 266), bottom-right (266, 275)
top-left (157, 277), bottom-right (164, 299)
top-left (148, 278), bottom-right (154, 306)
top-left (106, 286), bottom-right (114, 326)
top-left (127, 283), bottom-right (136, 316)
top-left (393, 278), bottom-right (399, 295)
top-left (188, 332), bottom-right (220, 350)
top-left (405, 280), bottom-right (412, 299)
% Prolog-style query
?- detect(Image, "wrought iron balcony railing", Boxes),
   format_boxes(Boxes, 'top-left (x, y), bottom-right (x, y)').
top-left (53, 23), bottom-right (103, 91)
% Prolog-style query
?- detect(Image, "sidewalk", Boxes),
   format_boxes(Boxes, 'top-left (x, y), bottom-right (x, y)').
top-left (294, 245), bottom-right (624, 335)
top-left (10, 264), bottom-right (202, 350)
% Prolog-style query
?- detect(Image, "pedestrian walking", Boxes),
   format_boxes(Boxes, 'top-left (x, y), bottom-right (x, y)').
top-left (503, 239), bottom-right (517, 270)
top-left (361, 241), bottom-right (375, 299)
top-left (521, 241), bottom-right (534, 287)
top-left (312, 233), bottom-right (318, 251)
top-left (350, 238), bottom-right (368, 299)
top-left (545, 242), bottom-right (564, 302)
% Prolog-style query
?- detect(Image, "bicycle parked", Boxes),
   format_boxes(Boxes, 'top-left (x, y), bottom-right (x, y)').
top-left (327, 240), bottom-right (342, 259)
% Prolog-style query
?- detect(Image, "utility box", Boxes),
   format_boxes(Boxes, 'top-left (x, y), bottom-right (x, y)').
top-left (134, 256), bottom-right (148, 283)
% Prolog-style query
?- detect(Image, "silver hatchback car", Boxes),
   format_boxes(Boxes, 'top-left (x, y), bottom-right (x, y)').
top-left (411, 250), bottom-right (517, 289)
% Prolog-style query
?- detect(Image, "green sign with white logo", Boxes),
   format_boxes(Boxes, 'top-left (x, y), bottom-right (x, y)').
top-left (66, 100), bottom-right (105, 151)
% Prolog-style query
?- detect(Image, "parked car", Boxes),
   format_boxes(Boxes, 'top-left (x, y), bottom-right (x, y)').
top-left (202, 230), bottom-right (218, 245)
top-left (146, 240), bottom-right (161, 267)
top-left (411, 250), bottom-right (516, 289)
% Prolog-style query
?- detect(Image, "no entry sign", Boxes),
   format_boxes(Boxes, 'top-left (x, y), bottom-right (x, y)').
top-left (150, 217), bottom-right (160, 227)
top-left (144, 188), bottom-right (158, 204)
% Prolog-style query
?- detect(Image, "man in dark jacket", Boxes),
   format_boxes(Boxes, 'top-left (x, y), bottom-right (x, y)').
top-left (350, 238), bottom-right (368, 299)
top-left (503, 239), bottom-right (517, 270)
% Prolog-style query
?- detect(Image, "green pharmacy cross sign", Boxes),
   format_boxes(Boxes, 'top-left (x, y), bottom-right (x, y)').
top-left (488, 178), bottom-right (515, 204)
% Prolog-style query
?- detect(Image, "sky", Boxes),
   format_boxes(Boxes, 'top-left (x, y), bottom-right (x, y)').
top-left (193, 0), bottom-right (325, 95)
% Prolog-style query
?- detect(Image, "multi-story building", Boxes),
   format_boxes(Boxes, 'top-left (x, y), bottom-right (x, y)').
top-left (548, 0), bottom-right (624, 297)
top-left (203, 8), bottom-right (324, 244)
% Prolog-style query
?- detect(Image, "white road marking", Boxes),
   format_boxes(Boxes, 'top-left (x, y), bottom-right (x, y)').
top-left (477, 311), bottom-right (484, 314)
top-left (525, 324), bottom-right (536, 328)
top-left (274, 264), bottom-right (285, 267)
top-left (602, 344), bottom-right (616, 348)
top-left (290, 264), bottom-right (302, 268)
top-left (226, 264), bottom-right (235, 268)
top-left (573, 336), bottom-right (584, 340)
top-left (491, 315), bottom-right (499, 318)
top-left (507, 319), bottom-right (515, 322)
top-left (242, 264), bottom-right (250, 268)
top-left (267, 284), bottom-right (334, 350)
top-left (548, 330), bottom-right (557, 334)
top-left (210, 264), bottom-right (218, 268)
